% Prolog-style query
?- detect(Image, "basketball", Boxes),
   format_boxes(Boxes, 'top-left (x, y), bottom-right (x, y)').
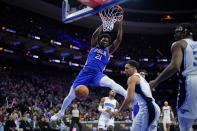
top-left (75, 85), bottom-right (89, 98)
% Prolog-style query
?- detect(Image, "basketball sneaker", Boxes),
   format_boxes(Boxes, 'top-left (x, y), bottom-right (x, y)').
top-left (50, 112), bottom-right (63, 121)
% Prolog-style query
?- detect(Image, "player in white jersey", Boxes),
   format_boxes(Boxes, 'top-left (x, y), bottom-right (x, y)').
top-left (149, 23), bottom-right (197, 131)
top-left (162, 101), bottom-right (174, 131)
top-left (98, 90), bottom-right (119, 131)
top-left (114, 60), bottom-right (161, 131)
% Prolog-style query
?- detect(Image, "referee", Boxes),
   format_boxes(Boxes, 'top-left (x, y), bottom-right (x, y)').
top-left (69, 104), bottom-right (82, 131)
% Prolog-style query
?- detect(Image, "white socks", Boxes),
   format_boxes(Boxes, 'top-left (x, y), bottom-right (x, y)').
top-left (59, 86), bottom-right (76, 114)
top-left (99, 76), bottom-right (127, 98)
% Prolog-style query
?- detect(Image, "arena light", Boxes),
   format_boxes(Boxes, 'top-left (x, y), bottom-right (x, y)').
top-left (61, 53), bottom-right (70, 57)
top-left (110, 55), bottom-right (113, 58)
top-left (31, 45), bottom-right (40, 50)
top-left (50, 40), bottom-right (54, 45)
top-left (44, 49), bottom-right (55, 53)
top-left (54, 41), bottom-right (62, 46)
top-left (139, 58), bottom-right (149, 62)
top-left (26, 51), bottom-right (30, 56)
top-left (72, 63), bottom-right (79, 67)
top-left (49, 59), bottom-right (61, 63)
top-left (13, 41), bottom-right (21, 46)
top-left (157, 59), bottom-right (168, 62)
top-left (125, 56), bottom-right (131, 60)
top-left (0, 47), bottom-right (3, 51)
top-left (72, 46), bottom-right (80, 50)
top-left (148, 63), bottom-right (155, 67)
top-left (161, 15), bottom-right (174, 21)
top-left (117, 62), bottom-right (125, 66)
top-left (32, 35), bottom-right (40, 40)
top-left (73, 40), bottom-right (79, 44)
top-left (35, 36), bottom-right (40, 40)
top-left (1, 27), bottom-right (6, 31)
top-left (74, 56), bottom-right (82, 59)
top-left (6, 28), bottom-right (16, 33)
top-left (32, 55), bottom-right (38, 58)
top-left (4, 49), bottom-right (14, 53)
top-left (69, 62), bottom-right (79, 67)
top-left (105, 69), bottom-right (113, 72)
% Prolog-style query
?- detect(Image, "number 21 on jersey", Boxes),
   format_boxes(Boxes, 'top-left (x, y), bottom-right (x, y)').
top-left (95, 54), bottom-right (102, 60)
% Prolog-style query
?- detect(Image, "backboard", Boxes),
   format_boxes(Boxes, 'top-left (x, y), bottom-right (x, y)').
top-left (62, 0), bottom-right (128, 23)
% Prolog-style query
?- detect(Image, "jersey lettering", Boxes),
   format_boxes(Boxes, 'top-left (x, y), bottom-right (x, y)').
top-left (104, 103), bottom-right (115, 109)
top-left (193, 50), bottom-right (197, 66)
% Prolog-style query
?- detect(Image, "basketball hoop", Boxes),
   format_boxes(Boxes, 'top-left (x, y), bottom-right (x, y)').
top-left (99, 5), bottom-right (123, 32)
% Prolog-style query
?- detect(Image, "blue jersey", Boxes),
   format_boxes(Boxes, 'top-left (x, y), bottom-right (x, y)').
top-left (84, 45), bottom-right (110, 72)
top-left (73, 45), bottom-right (110, 89)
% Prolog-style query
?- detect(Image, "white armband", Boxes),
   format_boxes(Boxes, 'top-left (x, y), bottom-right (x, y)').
top-left (98, 106), bottom-right (105, 112)
top-left (171, 112), bottom-right (174, 118)
top-left (114, 109), bottom-right (118, 112)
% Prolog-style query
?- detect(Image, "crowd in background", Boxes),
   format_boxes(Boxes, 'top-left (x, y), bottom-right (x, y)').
top-left (1, 65), bottom-right (196, 131)
top-left (0, 65), bottom-right (133, 131)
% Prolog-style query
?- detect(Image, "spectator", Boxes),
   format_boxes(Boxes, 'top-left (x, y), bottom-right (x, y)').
top-left (4, 116), bottom-right (16, 131)
top-left (31, 115), bottom-right (40, 130)
top-left (19, 115), bottom-right (31, 131)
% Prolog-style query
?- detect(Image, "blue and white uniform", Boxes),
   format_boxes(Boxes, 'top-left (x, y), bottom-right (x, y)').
top-left (176, 39), bottom-right (197, 130)
top-left (98, 97), bottom-right (117, 129)
top-left (162, 106), bottom-right (171, 124)
top-left (130, 73), bottom-right (160, 131)
top-left (73, 45), bottom-right (109, 88)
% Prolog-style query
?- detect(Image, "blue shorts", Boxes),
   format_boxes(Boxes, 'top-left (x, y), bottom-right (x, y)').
top-left (73, 67), bottom-right (105, 89)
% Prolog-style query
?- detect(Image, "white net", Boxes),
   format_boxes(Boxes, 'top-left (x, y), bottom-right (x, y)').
top-left (99, 5), bottom-right (123, 32)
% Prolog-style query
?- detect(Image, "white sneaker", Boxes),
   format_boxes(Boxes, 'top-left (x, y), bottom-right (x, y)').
top-left (50, 112), bottom-right (63, 121)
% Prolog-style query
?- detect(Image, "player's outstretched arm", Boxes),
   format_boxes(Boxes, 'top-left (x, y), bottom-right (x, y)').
top-left (149, 40), bottom-right (185, 88)
top-left (108, 17), bottom-right (123, 55)
top-left (91, 25), bottom-right (103, 48)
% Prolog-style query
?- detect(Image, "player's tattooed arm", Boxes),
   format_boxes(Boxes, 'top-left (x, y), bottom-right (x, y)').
top-left (91, 25), bottom-right (103, 48)
top-left (108, 17), bottom-right (123, 55)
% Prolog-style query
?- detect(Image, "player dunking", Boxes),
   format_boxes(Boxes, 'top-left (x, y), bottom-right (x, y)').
top-left (98, 90), bottom-right (119, 131)
top-left (51, 18), bottom-right (127, 121)
top-left (162, 101), bottom-right (174, 131)
top-left (114, 60), bottom-right (160, 131)
top-left (149, 23), bottom-right (197, 131)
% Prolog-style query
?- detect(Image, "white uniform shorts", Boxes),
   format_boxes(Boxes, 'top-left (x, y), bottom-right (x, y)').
top-left (163, 116), bottom-right (171, 124)
top-left (177, 75), bottom-right (197, 119)
top-left (130, 102), bottom-right (160, 131)
top-left (98, 114), bottom-right (114, 129)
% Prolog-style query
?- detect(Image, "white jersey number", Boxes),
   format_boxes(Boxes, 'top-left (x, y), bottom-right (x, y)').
top-left (95, 54), bottom-right (102, 60)
top-left (193, 49), bottom-right (197, 67)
